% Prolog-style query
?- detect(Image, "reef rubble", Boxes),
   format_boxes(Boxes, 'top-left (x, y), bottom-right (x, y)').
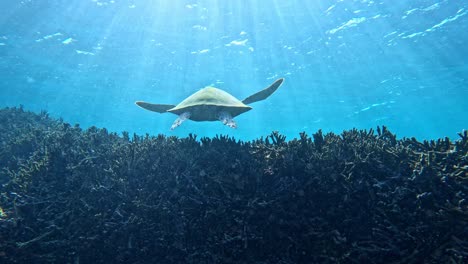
top-left (0, 106), bottom-right (467, 263)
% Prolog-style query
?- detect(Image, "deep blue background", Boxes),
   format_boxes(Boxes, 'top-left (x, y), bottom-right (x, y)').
top-left (1, 0), bottom-right (467, 140)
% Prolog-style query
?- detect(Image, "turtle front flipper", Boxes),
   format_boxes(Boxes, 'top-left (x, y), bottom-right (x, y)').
top-left (218, 112), bottom-right (237, 129)
top-left (242, 78), bottom-right (284, 105)
top-left (135, 101), bottom-right (176, 113)
top-left (171, 112), bottom-right (191, 130)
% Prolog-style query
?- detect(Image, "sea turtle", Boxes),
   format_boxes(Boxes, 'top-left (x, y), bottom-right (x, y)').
top-left (135, 78), bottom-right (284, 130)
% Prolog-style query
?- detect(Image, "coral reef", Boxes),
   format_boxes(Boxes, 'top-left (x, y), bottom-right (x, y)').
top-left (0, 106), bottom-right (467, 263)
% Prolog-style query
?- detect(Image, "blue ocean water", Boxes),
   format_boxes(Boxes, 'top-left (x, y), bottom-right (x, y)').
top-left (0, 0), bottom-right (467, 141)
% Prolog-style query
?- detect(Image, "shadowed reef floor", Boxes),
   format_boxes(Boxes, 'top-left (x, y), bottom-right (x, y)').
top-left (0, 106), bottom-right (467, 263)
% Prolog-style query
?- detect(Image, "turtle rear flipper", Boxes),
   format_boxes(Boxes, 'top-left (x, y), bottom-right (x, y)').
top-left (171, 112), bottom-right (191, 130)
top-left (218, 112), bottom-right (237, 129)
top-left (242, 78), bottom-right (284, 104)
top-left (135, 101), bottom-right (176, 113)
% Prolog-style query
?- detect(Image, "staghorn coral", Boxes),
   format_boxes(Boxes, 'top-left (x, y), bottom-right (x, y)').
top-left (0, 107), bottom-right (466, 263)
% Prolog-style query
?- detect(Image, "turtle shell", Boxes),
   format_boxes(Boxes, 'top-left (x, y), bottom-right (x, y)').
top-left (167, 87), bottom-right (252, 121)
